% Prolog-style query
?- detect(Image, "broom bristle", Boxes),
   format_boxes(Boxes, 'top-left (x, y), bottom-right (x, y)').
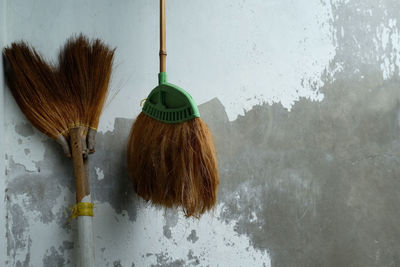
top-left (3, 43), bottom-right (70, 139)
top-left (127, 113), bottom-right (219, 218)
top-left (88, 39), bottom-right (114, 130)
top-left (58, 35), bottom-right (114, 131)
top-left (58, 35), bottom-right (91, 128)
top-left (4, 35), bottom-right (114, 155)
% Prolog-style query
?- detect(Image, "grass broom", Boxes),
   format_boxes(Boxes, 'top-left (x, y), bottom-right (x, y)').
top-left (57, 36), bottom-right (114, 267)
top-left (3, 43), bottom-right (72, 156)
top-left (127, 0), bottom-right (219, 218)
top-left (3, 36), bottom-right (114, 267)
top-left (58, 35), bottom-right (114, 153)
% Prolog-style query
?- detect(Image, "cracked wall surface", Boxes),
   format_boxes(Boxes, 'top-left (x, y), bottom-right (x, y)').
top-left (2, 0), bottom-right (400, 266)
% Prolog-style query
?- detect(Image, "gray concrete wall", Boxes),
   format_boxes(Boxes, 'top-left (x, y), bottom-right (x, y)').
top-left (2, 0), bottom-right (400, 266)
top-left (0, 0), bottom-right (7, 263)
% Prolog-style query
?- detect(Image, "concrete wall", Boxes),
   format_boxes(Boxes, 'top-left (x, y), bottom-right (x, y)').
top-left (0, 0), bottom-right (7, 263)
top-left (2, 0), bottom-right (400, 266)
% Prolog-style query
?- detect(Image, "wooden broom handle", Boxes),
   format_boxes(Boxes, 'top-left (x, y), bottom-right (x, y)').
top-left (70, 127), bottom-right (95, 267)
top-left (70, 127), bottom-right (90, 203)
top-left (160, 0), bottom-right (166, 72)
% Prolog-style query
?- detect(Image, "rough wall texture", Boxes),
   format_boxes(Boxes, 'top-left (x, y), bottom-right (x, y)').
top-left (3, 0), bottom-right (400, 266)
top-left (0, 0), bottom-right (7, 262)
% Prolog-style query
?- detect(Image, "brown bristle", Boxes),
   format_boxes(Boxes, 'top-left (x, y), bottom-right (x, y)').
top-left (3, 43), bottom-right (70, 138)
top-left (3, 35), bottom-right (114, 156)
top-left (58, 35), bottom-right (115, 131)
top-left (88, 39), bottom-right (115, 129)
top-left (127, 113), bottom-right (220, 218)
top-left (58, 35), bottom-right (91, 128)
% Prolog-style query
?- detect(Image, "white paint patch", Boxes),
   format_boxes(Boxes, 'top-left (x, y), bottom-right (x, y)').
top-left (4, 88), bottom-right (47, 171)
top-left (94, 167), bottom-right (104, 181)
top-left (7, 189), bottom-right (74, 266)
top-left (375, 18), bottom-right (400, 80)
top-left (5, 120), bottom-right (46, 172)
top-left (94, 203), bottom-right (271, 267)
top-left (158, 0), bottom-right (337, 121)
top-left (8, 187), bottom-right (271, 266)
top-left (249, 211), bottom-right (258, 223)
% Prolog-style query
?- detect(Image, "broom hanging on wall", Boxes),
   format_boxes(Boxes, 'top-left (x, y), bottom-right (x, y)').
top-left (3, 35), bottom-right (114, 267)
top-left (57, 35), bottom-right (114, 267)
top-left (58, 36), bottom-right (114, 153)
top-left (127, 0), bottom-right (219, 218)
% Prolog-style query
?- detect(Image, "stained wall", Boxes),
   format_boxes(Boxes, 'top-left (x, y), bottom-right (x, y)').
top-left (1, 0), bottom-right (400, 266)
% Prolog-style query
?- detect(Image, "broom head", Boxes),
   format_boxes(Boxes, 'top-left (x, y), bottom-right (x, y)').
top-left (58, 35), bottom-right (114, 153)
top-left (3, 36), bottom-right (114, 157)
top-left (127, 73), bottom-right (219, 217)
top-left (3, 42), bottom-right (75, 156)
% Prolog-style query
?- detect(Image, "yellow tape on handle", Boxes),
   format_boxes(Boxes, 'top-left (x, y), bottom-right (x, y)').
top-left (69, 202), bottom-right (94, 220)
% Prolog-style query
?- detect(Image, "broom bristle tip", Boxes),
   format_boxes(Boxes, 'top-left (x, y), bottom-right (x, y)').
top-left (127, 113), bottom-right (219, 218)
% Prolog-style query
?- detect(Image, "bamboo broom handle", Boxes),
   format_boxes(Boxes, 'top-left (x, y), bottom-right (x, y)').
top-left (160, 0), bottom-right (166, 72)
top-left (70, 127), bottom-right (95, 267)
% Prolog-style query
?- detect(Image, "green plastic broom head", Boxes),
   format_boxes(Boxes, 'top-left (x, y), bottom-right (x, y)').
top-left (142, 72), bottom-right (200, 124)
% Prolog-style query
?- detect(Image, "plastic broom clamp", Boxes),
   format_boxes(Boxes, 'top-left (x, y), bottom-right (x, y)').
top-left (142, 72), bottom-right (200, 123)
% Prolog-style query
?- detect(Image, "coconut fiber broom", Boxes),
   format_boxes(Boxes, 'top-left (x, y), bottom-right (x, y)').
top-left (127, 0), bottom-right (219, 218)
top-left (3, 36), bottom-right (114, 267)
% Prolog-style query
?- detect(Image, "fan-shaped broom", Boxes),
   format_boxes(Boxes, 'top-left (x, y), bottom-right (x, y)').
top-left (3, 43), bottom-right (72, 155)
top-left (58, 35), bottom-right (114, 153)
top-left (3, 36), bottom-right (114, 267)
top-left (57, 35), bottom-right (114, 267)
top-left (127, 0), bottom-right (219, 218)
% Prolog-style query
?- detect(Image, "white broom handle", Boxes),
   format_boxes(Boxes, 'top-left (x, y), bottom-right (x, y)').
top-left (70, 127), bottom-right (95, 267)
top-left (78, 195), bottom-right (95, 267)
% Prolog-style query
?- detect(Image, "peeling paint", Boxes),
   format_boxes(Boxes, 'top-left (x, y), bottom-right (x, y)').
top-left (23, 149), bottom-right (30, 156)
top-left (95, 167), bottom-right (104, 181)
top-left (152, 252), bottom-right (185, 267)
top-left (14, 123), bottom-right (34, 138)
top-left (92, 202), bottom-right (271, 266)
top-left (164, 0), bottom-right (337, 121)
top-left (4, 0), bottom-right (400, 266)
top-left (42, 246), bottom-right (65, 267)
top-left (186, 230), bottom-right (199, 244)
top-left (163, 210), bottom-right (179, 240)
top-left (6, 121), bottom-right (46, 171)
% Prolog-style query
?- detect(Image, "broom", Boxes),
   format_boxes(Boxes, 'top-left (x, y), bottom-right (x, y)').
top-left (127, 0), bottom-right (219, 218)
top-left (3, 42), bottom-right (92, 266)
top-left (58, 35), bottom-right (114, 153)
top-left (3, 36), bottom-right (114, 267)
top-left (59, 35), bottom-right (114, 267)
top-left (3, 43), bottom-right (72, 156)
